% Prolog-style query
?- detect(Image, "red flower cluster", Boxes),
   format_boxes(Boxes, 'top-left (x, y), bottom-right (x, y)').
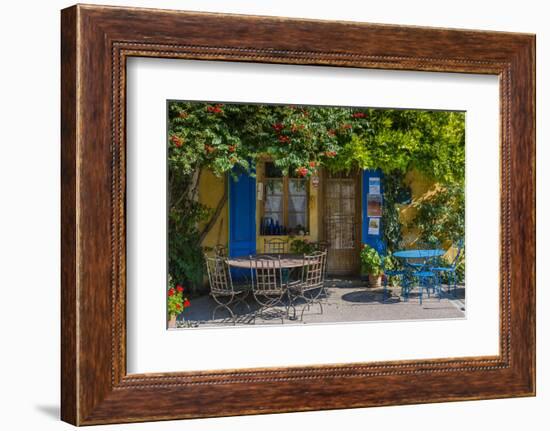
top-left (184, 299), bottom-right (191, 308)
top-left (352, 112), bottom-right (366, 118)
top-left (325, 151), bottom-right (337, 158)
top-left (168, 288), bottom-right (175, 297)
top-left (228, 145), bottom-right (236, 153)
top-left (309, 161), bottom-right (317, 168)
top-left (176, 303), bottom-right (182, 310)
top-left (176, 285), bottom-right (184, 293)
top-left (290, 124), bottom-right (305, 133)
top-left (272, 123), bottom-right (284, 133)
top-left (278, 135), bottom-right (291, 144)
top-left (295, 167), bottom-right (309, 177)
top-left (170, 135), bottom-right (183, 148)
top-left (206, 104), bottom-right (224, 114)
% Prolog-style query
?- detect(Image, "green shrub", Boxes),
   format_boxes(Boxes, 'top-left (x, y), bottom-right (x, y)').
top-left (360, 244), bottom-right (382, 276)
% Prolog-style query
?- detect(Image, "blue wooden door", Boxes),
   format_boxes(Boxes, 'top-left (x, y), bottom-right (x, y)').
top-left (229, 171), bottom-right (256, 258)
top-left (362, 169), bottom-right (386, 255)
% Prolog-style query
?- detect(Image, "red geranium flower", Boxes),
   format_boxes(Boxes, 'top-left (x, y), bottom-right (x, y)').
top-left (352, 112), bottom-right (366, 118)
top-left (278, 135), bottom-right (291, 144)
top-left (176, 285), bottom-right (184, 293)
top-left (309, 161), bottom-right (316, 168)
top-left (184, 299), bottom-right (191, 308)
top-left (176, 303), bottom-right (182, 310)
top-left (168, 288), bottom-right (175, 297)
top-left (228, 145), bottom-right (236, 152)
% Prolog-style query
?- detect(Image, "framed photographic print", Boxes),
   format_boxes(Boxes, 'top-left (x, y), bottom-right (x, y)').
top-left (61, 4), bottom-right (535, 425)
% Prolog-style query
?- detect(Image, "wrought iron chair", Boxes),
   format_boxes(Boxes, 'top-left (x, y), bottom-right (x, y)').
top-left (287, 251), bottom-right (327, 320)
top-left (431, 239), bottom-right (464, 296)
top-left (205, 256), bottom-right (251, 325)
top-left (263, 238), bottom-right (289, 254)
top-left (213, 244), bottom-right (227, 257)
top-left (249, 256), bottom-right (287, 323)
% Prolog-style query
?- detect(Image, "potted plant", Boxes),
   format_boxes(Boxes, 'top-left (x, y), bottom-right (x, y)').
top-left (360, 244), bottom-right (383, 289)
top-left (290, 238), bottom-right (317, 255)
top-left (167, 277), bottom-right (191, 328)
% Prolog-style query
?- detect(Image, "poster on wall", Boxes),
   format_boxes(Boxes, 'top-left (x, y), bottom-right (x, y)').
top-left (369, 177), bottom-right (381, 194)
top-left (367, 194), bottom-right (382, 217)
top-left (368, 217), bottom-right (380, 235)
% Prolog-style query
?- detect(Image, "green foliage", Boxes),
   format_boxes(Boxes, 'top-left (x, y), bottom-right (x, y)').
top-left (360, 244), bottom-right (383, 276)
top-left (290, 238), bottom-right (319, 255)
top-left (167, 276), bottom-right (191, 317)
top-left (169, 103), bottom-right (465, 182)
top-left (382, 171), bottom-right (408, 252)
top-left (410, 183), bottom-right (465, 245)
top-left (167, 101), bottom-right (465, 289)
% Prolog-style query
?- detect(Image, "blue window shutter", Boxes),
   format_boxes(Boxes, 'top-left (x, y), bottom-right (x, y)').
top-left (362, 169), bottom-right (386, 255)
top-left (229, 169), bottom-right (256, 258)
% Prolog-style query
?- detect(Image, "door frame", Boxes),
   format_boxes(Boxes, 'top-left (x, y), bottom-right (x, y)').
top-left (319, 168), bottom-right (362, 276)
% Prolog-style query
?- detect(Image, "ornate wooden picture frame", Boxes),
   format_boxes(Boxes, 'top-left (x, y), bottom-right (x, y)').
top-left (61, 4), bottom-right (535, 425)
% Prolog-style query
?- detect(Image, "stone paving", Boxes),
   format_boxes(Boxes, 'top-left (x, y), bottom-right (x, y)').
top-left (175, 278), bottom-right (465, 329)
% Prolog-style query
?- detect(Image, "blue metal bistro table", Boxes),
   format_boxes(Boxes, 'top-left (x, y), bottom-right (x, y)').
top-left (393, 249), bottom-right (445, 304)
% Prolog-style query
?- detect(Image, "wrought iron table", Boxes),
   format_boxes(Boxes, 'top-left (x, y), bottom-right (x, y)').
top-left (226, 254), bottom-right (306, 269)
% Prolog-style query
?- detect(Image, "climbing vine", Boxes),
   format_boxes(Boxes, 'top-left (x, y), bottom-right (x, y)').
top-left (381, 171), bottom-right (408, 252)
top-left (167, 101), bottom-right (465, 290)
top-left (410, 182), bottom-right (465, 245)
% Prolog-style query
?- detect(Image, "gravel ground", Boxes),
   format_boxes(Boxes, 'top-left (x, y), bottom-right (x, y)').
top-left (176, 280), bottom-right (465, 329)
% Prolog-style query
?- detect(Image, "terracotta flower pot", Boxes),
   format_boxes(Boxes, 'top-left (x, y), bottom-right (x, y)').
top-left (168, 314), bottom-right (177, 329)
top-left (368, 274), bottom-right (382, 289)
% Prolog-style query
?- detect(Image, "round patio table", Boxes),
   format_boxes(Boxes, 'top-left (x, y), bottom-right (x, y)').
top-left (393, 249), bottom-right (445, 260)
top-left (226, 254), bottom-right (306, 269)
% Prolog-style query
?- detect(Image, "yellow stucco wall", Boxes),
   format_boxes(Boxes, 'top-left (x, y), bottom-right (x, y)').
top-left (398, 169), bottom-right (456, 261)
top-left (254, 161), bottom-right (320, 253)
top-left (198, 166), bottom-right (457, 261)
top-left (197, 169), bottom-right (229, 250)
top-left (398, 168), bottom-right (438, 245)
top-left (198, 163), bottom-right (320, 253)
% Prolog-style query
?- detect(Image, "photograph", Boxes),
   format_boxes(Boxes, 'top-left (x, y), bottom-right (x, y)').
top-left (166, 101), bottom-right (466, 328)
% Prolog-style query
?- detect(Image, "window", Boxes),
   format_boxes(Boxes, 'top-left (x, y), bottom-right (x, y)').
top-left (262, 162), bottom-right (309, 235)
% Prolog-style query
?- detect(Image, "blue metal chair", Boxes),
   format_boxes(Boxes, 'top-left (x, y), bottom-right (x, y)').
top-left (381, 253), bottom-right (408, 300)
top-left (400, 252), bottom-right (441, 305)
top-left (431, 239), bottom-right (464, 297)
